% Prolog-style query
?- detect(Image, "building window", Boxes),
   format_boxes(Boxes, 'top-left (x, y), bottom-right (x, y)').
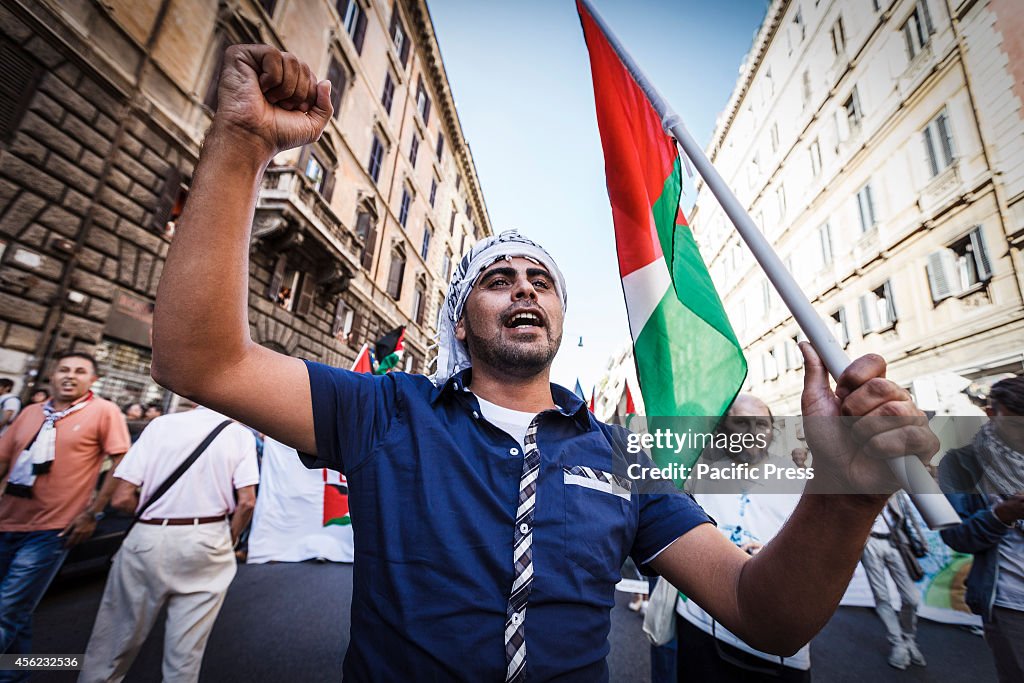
top-left (355, 206), bottom-right (378, 270)
top-left (859, 281), bottom-right (897, 333)
top-left (765, 67), bottom-right (774, 97)
top-left (0, 37), bottom-right (44, 144)
top-left (429, 179), bottom-right (437, 207)
top-left (449, 209), bottom-right (457, 235)
top-left (856, 183), bottom-right (877, 233)
top-left (409, 134), bottom-right (419, 167)
top-left (831, 16), bottom-right (846, 56)
top-left (368, 134), bottom-right (385, 183)
top-left (903, 1), bottom-right (935, 60)
top-left (259, 0), bottom-right (277, 17)
top-left (455, 174), bottom-right (462, 190)
top-left (381, 72), bottom-right (395, 114)
top-left (304, 154), bottom-right (326, 193)
top-left (386, 248), bottom-right (406, 299)
top-left (785, 335), bottom-right (804, 370)
top-left (338, 0), bottom-right (367, 53)
top-left (926, 227), bottom-right (992, 302)
top-left (412, 278), bottom-right (427, 325)
top-left (802, 70), bottom-right (812, 109)
top-left (327, 56), bottom-right (347, 120)
top-left (389, 6), bottom-right (410, 67)
top-left (421, 226), bottom-right (431, 259)
top-left (436, 132), bottom-right (445, 160)
top-left (923, 109), bottom-right (955, 177)
top-left (843, 87), bottom-right (863, 130)
top-left (762, 348), bottom-right (779, 381)
top-left (761, 278), bottom-right (772, 314)
top-left (416, 77), bottom-right (432, 125)
top-left (399, 188), bottom-right (412, 228)
top-left (831, 307), bottom-right (849, 347)
top-left (770, 122), bottom-right (779, 154)
top-left (793, 8), bottom-right (805, 42)
top-left (333, 299), bottom-right (354, 341)
top-left (442, 249), bottom-right (452, 282)
top-left (818, 223), bottom-right (833, 267)
top-left (809, 139), bottom-right (822, 177)
top-left (776, 185), bottom-right (786, 219)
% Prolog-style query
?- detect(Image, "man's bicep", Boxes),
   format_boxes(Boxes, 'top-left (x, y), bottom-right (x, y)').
top-left (649, 523), bottom-right (748, 630)
top-left (185, 346), bottom-right (316, 455)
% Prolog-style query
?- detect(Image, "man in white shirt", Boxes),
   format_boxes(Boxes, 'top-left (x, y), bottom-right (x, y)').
top-left (79, 406), bottom-right (259, 683)
top-left (0, 378), bottom-right (21, 435)
top-left (677, 395), bottom-right (810, 682)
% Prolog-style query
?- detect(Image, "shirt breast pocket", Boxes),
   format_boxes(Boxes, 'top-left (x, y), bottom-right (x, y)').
top-left (562, 463), bottom-right (635, 582)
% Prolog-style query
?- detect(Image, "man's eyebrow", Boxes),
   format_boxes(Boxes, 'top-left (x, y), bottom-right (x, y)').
top-left (479, 266), bottom-right (516, 281)
top-left (526, 268), bottom-right (553, 280)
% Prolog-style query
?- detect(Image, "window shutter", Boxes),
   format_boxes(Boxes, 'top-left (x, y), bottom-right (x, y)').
top-left (883, 281), bottom-right (897, 323)
top-left (353, 7), bottom-right (368, 54)
top-left (387, 255), bottom-right (405, 299)
top-left (332, 299), bottom-right (345, 337)
top-left (923, 127), bottom-right (939, 177)
top-left (859, 295), bottom-right (871, 334)
top-left (361, 218), bottom-right (377, 270)
top-left (327, 58), bottom-right (346, 118)
top-left (268, 255), bottom-right (287, 300)
top-left (937, 112), bottom-right (954, 167)
top-left (970, 227), bottom-right (992, 281)
top-left (0, 37), bottom-right (43, 143)
top-left (150, 166), bottom-right (182, 232)
top-left (838, 308), bottom-right (849, 346)
top-left (399, 33), bottom-right (410, 67)
top-left (926, 251), bottom-right (953, 302)
top-left (295, 273), bottom-right (316, 317)
top-left (203, 36), bottom-right (230, 111)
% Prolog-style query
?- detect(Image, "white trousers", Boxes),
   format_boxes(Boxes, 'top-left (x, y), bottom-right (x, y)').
top-left (79, 521), bottom-right (237, 683)
top-left (860, 535), bottom-right (920, 647)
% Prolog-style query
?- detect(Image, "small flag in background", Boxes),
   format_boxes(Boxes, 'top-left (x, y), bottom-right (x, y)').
top-left (577, 0), bottom-right (747, 474)
top-left (373, 326), bottom-right (405, 374)
top-left (350, 343), bottom-right (374, 374)
top-left (574, 379), bottom-right (586, 402)
top-left (322, 469), bottom-right (351, 527)
top-left (589, 388), bottom-right (596, 414)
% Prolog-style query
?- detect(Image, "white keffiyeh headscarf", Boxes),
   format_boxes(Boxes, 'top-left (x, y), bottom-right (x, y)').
top-left (430, 230), bottom-right (567, 387)
top-left (7, 392), bottom-right (94, 490)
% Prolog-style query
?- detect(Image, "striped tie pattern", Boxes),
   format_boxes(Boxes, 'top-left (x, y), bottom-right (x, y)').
top-left (505, 418), bottom-right (541, 682)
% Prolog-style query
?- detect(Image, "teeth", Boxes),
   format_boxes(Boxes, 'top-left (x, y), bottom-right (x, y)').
top-left (510, 312), bottom-right (540, 326)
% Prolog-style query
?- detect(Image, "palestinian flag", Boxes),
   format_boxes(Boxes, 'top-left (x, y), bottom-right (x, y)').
top-left (578, 1), bottom-right (746, 471)
top-left (373, 326), bottom-right (405, 374)
top-left (574, 379), bottom-right (586, 402)
top-left (322, 469), bottom-right (351, 527)
top-left (351, 343), bottom-right (374, 373)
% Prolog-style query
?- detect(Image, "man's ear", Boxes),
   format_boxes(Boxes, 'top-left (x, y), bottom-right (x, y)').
top-left (455, 318), bottom-right (466, 342)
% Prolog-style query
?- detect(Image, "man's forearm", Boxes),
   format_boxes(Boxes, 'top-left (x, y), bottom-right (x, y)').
top-left (86, 455), bottom-right (126, 515)
top-left (736, 487), bottom-right (885, 655)
top-left (230, 504), bottom-right (254, 544)
top-left (152, 124), bottom-right (271, 396)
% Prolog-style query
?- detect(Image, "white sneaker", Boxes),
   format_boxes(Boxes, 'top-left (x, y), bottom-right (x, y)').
top-left (640, 600), bottom-right (649, 615)
top-left (888, 643), bottom-right (910, 670)
top-left (905, 639), bottom-right (926, 666)
top-left (628, 600), bottom-right (642, 612)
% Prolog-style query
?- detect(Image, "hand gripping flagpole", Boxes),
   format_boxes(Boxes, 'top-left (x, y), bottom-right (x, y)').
top-left (579, 0), bottom-right (959, 529)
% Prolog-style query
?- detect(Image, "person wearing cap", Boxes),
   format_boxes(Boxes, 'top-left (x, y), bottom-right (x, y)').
top-left (151, 45), bottom-right (939, 681)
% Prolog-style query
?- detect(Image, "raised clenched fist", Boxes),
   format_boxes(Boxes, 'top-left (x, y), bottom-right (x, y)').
top-left (212, 44), bottom-right (333, 159)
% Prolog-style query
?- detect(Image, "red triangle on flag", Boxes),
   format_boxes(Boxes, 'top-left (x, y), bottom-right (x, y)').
top-left (351, 343), bottom-right (373, 374)
top-left (624, 383), bottom-right (636, 415)
top-left (589, 388), bottom-right (596, 413)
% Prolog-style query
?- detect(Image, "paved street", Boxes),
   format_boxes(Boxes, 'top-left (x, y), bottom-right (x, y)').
top-left (28, 562), bottom-right (995, 682)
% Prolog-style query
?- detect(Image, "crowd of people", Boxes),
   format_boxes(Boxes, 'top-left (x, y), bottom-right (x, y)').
top-left (0, 43), bottom-right (1020, 683)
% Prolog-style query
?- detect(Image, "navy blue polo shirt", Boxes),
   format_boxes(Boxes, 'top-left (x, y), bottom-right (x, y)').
top-left (301, 362), bottom-right (711, 681)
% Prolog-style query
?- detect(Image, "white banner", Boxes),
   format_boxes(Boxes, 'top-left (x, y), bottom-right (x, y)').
top-left (247, 438), bottom-right (354, 564)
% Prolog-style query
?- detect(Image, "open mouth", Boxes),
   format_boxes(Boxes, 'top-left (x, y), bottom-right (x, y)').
top-left (504, 310), bottom-right (545, 329)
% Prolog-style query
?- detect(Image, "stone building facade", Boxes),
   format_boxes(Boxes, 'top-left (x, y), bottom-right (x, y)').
top-left (690, 0), bottom-right (1024, 414)
top-left (0, 0), bottom-right (491, 407)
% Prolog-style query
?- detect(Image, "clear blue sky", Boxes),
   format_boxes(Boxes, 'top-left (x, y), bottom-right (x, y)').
top-left (428, 0), bottom-right (768, 392)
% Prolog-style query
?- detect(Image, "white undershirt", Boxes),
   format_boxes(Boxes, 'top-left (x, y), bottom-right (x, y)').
top-left (474, 395), bottom-right (536, 448)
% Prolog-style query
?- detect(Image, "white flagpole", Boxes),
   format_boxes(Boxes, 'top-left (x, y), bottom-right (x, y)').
top-left (579, 0), bottom-right (959, 528)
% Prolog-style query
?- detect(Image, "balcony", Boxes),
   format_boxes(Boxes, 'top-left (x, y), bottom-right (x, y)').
top-left (255, 167), bottom-right (363, 270)
top-left (898, 42), bottom-right (938, 100)
top-left (919, 162), bottom-right (962, 217)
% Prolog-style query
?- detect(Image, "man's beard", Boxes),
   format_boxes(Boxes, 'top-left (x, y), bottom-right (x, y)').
top-left (464, 316), bottom-right (561, 378)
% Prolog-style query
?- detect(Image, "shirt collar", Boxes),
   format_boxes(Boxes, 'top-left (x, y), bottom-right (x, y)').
top-left (431, 369), bottom-right (592, 431)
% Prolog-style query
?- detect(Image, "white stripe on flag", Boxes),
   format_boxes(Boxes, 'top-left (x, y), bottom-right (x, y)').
top-left (621, 257), bottom-right (671, 340)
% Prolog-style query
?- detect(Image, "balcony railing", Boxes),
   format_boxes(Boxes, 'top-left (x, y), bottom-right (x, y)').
top-left (257, 167), bottom-right (363, 264)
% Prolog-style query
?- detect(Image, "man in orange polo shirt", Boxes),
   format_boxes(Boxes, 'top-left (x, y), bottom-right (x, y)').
top-left (0, 351), bottom-right (130, 675)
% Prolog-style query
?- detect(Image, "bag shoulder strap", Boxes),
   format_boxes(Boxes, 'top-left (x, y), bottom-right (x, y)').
top-left (136, 420), bottom-right (233, 519)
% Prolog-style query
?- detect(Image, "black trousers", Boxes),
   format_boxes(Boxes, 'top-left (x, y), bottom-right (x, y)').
top-left (676, 614), bottom-right (811, 682)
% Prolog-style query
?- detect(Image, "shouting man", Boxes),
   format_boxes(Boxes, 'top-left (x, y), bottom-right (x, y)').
top-left (151, 45), bottom-right (939, 681)
top-left (0, 352), bottom-right (130, 675)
